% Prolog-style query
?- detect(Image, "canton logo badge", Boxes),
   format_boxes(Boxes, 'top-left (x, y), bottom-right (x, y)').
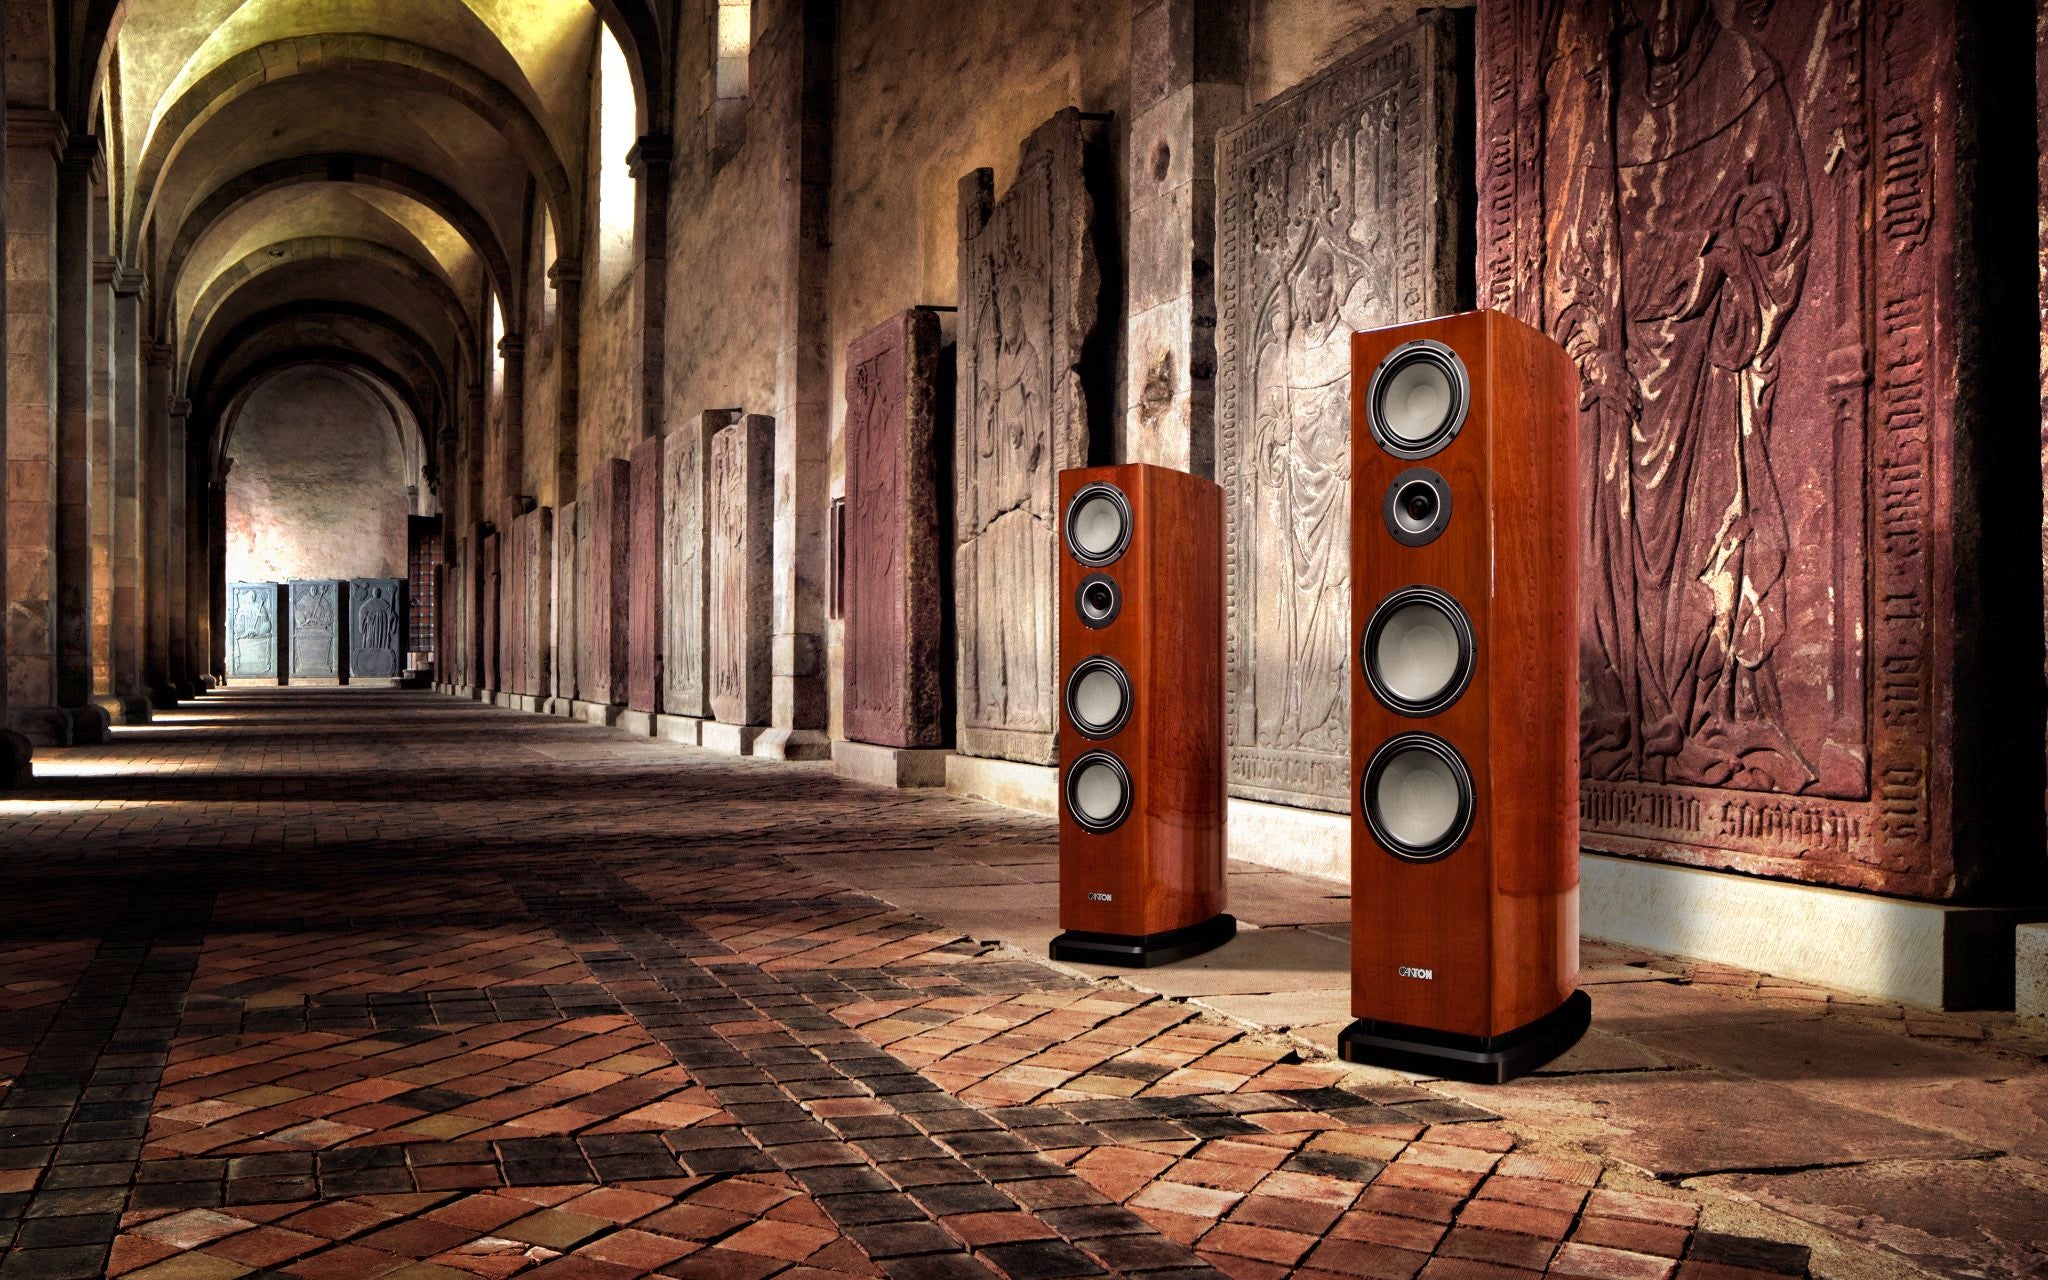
top-left (1397, 965), bottom-right (1434, 980)
top-left (1087, 892), bottom-right (1113, 902)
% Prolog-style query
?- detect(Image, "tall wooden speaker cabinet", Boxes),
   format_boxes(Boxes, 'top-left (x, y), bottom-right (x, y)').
top-left (1343, 309), bottom-right (1590, 1082)
top-left (1050, 463), bottom-right (1234, 967)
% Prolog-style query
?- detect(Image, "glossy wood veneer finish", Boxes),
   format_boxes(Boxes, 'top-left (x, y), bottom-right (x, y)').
top-left (1057, 463), bottom-right (1226, 938)
top-left (1349, 309), bottom-right (1580, 1038)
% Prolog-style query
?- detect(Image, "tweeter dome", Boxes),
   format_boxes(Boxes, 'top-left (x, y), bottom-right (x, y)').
top-left (1051, 463), bottom-right (1233, 967)
top-left (1344, 309), bottom-right (1590, 1083)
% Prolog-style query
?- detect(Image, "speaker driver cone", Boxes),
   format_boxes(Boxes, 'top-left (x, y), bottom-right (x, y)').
top-left (1066, 750), bottom-right (1133, 833)
top-left (1367, 339), bottom-right (1470, 460)
top-left (1362, 733), bottom-right (1473, 862)
top-left (1064, 484), bottom-right (1132, 566)
top-left (1065, 657), bottom-right (1132, 739)
top-left (1362, 586), bottom-right (1474, 716)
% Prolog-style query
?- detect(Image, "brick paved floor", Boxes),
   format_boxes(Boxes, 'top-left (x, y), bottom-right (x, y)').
top-left (0, 688), bottom-right (1883, 1279)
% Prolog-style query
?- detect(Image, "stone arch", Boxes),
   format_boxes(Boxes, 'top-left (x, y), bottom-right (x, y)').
top-left (214, 351), bottom-right (428, 483)
top-left (125, 33), bottom-right (580, 261)
top-left (591, 0), bottom-right (669, 135)
top-left (182, 236), bottom-right (476, 386)
top-left (160, 155), bottom-right (518, 335)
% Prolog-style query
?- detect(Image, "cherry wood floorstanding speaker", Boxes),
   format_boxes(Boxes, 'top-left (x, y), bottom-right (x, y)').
top-left (1342, 309), bottom-right (1590, 1082)
top-left (1050, 463), bottom-right (1235, 967)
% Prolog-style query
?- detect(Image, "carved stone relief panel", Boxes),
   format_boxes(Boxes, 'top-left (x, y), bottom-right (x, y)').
top-left (664, 410), bottom-right (738, 720)
top-left (845, 308), bottom-right (948, 748)
top-left (556, 501), bottom-right (579, 703)
top-left (1477, 0), bottom-right (1991, 897)
top-left (349, 578), bottom-right (405, 679)
top-left (501, 518), bottom-right (526, 694)
top-left (954, 108), bottom-right (1106, 765)
top-left (288, 580), bottom-right (345, 682)
top-left (1215, 13), bottom-right (1465, 813)
top-left (627, 436), bottom-right (664, 714)
top-left (709, 415), bottom-right (774, 728)
top-left (522, 507), bottom-right (552, 698)
top-left (226, 583), bottom-right (282, 680)
top-left (480, 536), bottom-right (499, 692)
top-left (588, 458), bottom-right (632, 707)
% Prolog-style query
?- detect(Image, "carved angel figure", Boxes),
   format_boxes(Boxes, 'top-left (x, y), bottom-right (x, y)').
top-left (1548, 0), bottom-right (1817, 792)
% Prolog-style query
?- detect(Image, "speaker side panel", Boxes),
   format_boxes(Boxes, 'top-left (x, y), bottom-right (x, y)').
top-left (1135, 465), bottom-right (1226, 936)
top-left (1481, 310), bottom-right (1582, 1032)
top-left (1350, 313), bottom-right (1499, 1038)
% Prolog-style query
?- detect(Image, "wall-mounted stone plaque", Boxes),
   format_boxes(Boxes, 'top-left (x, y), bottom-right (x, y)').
top-left (555, 501), bottom-right (578, 703)
top-left (662, 411), bottom-right (736, 720)
top-left (955, 108), bottom-right (1106, 765)
top-left (587, 458), bottom-right (631, 707)
top-left (521, 507), bottom-right (552, 698)
top-left (1216, 12), bottom-right (1465, 813)
top-left (480, 536), bottom-right (499, 692)
top-left (627, 435), bottom-right (664, 714)
top-left (288, 580), bottom-right (346, 683)
top-left (349, 578), bottom-right (405, 680)
top-left (845, 308), bottom-right (948, 748)
top-left (1477, 0), bottom-right (2031, 898)
top-left (226, 582), bottom-right (283, 681)
top-left (709, 415), bottom-right (774, 727)
top-left (501, 519), bottom-right (526, 694)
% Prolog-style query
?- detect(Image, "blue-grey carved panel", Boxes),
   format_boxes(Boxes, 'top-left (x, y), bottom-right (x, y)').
top-left (288, 580), bottom-right (345, 681)
top-left (349, 578), bottom-right (406, 679)
top-left (227, 583), bottom-right (283, 680)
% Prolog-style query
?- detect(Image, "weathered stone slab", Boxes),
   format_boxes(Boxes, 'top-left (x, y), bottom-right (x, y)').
top-left (708, 414), bottom-right (773, 728)
top-left (954, 108), bottom-right (1105, 766)
top-left (521, 507), bottom-right (552, 698)
top-left (844, 307), bottom-right (947, 749)
top-left (480, 533), bottom-right (500, 692)
top-left (288, 580), bottom-right (345, 683)
top-left (555, 501), bottom-right (578, 703)
top-left (588, 458), bottom-right (630, 707)
top-left (500, 518), bottom-right (525, 694)
top-left (627, 435), bottom-right (663, 714)
top-left (348, 578), bottom-right (405, 680)
top-left (1215, 13), bottom-right (1465, 813)
top-left (664, 410), bottom-right (737, 721)
top-left (226, 582), bottom-right (284, 682)
top-left (1477, 0), bottom-right (2022, 897)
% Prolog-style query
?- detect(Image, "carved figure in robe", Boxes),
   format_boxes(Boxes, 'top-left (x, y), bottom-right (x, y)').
top-left (849, 356), bottom-right (899, 719)
top-left (233, 590), bottom-right (273, 672)
top-left (966, 279), bottom-right (1051, 730)
top-left (1547, 0), bottom-right (1816, 791)
top-left (712, 448), bottom-right (746, 704)
top-left (1247, 191), bottom-right (1381, 756)
top-left (358, 587), bottom-right (400, 671)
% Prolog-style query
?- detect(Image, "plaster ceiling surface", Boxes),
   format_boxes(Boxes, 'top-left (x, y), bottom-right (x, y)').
top-left (173, 185), bottom-right (480, 333)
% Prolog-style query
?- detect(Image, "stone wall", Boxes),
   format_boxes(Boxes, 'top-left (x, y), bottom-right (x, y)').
top-left (223, 367), bottom-right (407, 584)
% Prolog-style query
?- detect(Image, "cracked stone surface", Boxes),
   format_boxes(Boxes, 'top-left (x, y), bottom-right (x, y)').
top-left (0, 691), bottom-right (2040, 1278)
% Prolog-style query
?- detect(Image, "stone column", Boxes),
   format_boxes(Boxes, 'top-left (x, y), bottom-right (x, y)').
top-left (90, 251), bottom-right (114, 715)
top-left (0, 92), bottom-right (31, 783)
top-left (4, 109), bottom-right (71, 745)
top-left (547, 260), bottom-right (581, 502)
top-left (758, 0), bottom-right (833, 761)
top-left (143, 342), bottom-right (173, 705)
top-left (185, 454), bottom-right (213, 691)
top-left (1125, 0), bottom-right (1246, 475)
top-left (627, 134), bottom-right (672, 443)
top-left (52, 138), bottom-right (110, 742)
top-left (110, 269), bottom-right (147, 721)
top-left (164, 395), bottom-right (192, 699)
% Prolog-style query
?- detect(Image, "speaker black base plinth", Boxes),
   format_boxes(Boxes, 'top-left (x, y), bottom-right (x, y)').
top-left (1049, 914), bottom-right (1236, 968)
top-left (1338, 989), bottom-right (1590, 1084)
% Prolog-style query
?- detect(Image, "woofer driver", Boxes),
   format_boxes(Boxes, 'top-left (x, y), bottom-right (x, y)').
top-left (1065, 657), bottom-right (1132, 739)
top-left (1366, 339), bottom-right (1470, 460)
top-left (1064, 483), bottom-right (1132, 566)
top-left (1361, 732), bottom-right (1474, 861)
top-left (1361, 586), bottom-right (1474, 716)
top-left (1066, 750), bottom-right (1133, 833)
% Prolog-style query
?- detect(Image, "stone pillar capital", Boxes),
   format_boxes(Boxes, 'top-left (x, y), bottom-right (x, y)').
top-left (547, 260), bottom-right (582, 289)
top-left (61, 135), bottom-right (106, 186)
top-left (94, 257), bottom-right (118, 287)
top-left (148, 342), bottom-right (174, 367)
top-left (498, 334), bottom-right (527, 360)
top-left (113, 267), bottom-right (148, 298)
top-left (626, 134), bottom-right (673, 181)
top-left (167, 396), bottom-right (193, 420)
top-left (4, 109), bottom-right (68, 160)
